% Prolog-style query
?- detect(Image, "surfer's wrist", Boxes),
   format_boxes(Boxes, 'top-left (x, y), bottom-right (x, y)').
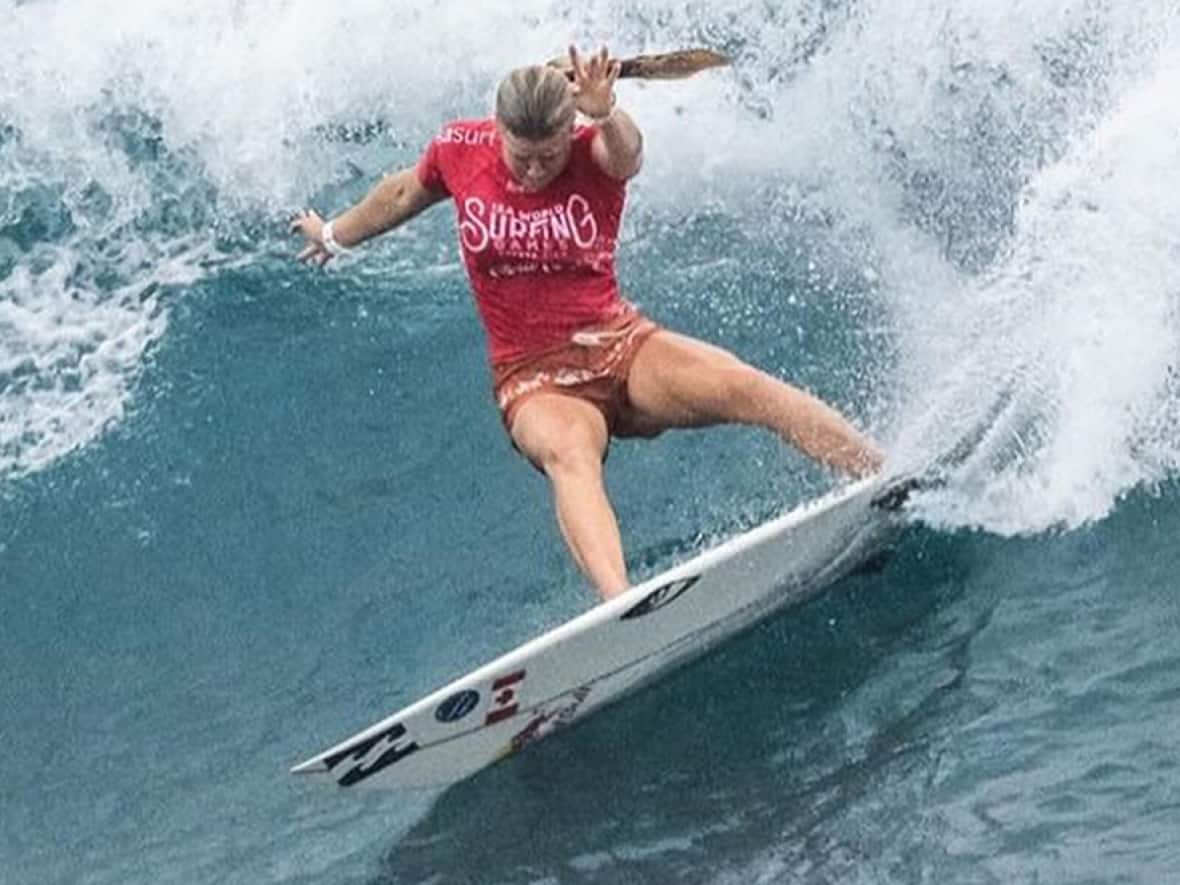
top-left (320, 219), bottom-right (351, 257)
top-left (583, 93), bottom-right (617, 125)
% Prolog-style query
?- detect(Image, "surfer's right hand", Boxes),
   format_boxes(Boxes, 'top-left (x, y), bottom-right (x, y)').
top-left (290, 208), bottom-right (334, 266)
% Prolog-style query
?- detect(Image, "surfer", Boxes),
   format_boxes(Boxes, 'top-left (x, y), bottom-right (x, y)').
top-left (291, 45), bottom-right (883, 601)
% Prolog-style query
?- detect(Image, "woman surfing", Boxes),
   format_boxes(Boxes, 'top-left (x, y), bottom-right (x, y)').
top-left (291, 45), bottom-right (884, 601)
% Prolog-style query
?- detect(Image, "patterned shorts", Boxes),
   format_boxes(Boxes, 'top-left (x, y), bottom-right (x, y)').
top-left (491, 309), bottom-right (661, 438)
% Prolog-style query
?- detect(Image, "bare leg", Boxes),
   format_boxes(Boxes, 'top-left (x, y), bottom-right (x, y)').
top-left (626, 330), bottom-right (883, 476)
top-left (510, 394), bottom-right (630, 599)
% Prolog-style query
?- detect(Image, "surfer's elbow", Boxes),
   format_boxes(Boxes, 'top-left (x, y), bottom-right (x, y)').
top-left (380, 176), bottom-right (412, 217)
top-left (371, 169), bottom-right (435, 231)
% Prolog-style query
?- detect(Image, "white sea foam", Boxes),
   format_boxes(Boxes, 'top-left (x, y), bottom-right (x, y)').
top-left (895, 36), bottom-right (1180, 533)
top-left (1, 0), bottom-right (1177, 533)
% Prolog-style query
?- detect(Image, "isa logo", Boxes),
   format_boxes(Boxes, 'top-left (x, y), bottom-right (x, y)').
top-left (435, 690), bottom-right (481, 723)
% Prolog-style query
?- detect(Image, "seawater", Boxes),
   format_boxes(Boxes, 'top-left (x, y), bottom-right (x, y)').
top-left (2, 1), bottom-right (1179, 883)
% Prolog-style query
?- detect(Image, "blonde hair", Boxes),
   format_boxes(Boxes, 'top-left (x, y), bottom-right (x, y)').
top-left (495, 65), bottom-right (576, 139)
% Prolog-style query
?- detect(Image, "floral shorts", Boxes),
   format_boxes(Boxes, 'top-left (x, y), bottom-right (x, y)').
top-left (492, 309), bottom-right (661, 438)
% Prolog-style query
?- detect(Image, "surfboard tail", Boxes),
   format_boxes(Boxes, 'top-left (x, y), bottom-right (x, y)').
top-left (874, 386), bottom-right (1019, 513)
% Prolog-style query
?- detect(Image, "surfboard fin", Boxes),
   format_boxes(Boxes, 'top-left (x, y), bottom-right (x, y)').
top-left (848, 548), bottom-right (895, 576)
top-left (868, 479), bottom-right (920, 512)
top-left (874, 385), bottom-right (1017, 513)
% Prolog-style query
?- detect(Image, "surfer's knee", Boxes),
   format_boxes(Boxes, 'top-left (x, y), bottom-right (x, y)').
top-left (513, 401), bottom-right (607, 479)
top-left (534, 436), bottom-right (605, 482)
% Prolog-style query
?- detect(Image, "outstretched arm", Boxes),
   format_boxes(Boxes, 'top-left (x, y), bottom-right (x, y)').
top-left (291, 167), bottom-right (446, 265)
top-left (591, 107), bottom-right (643, 181)
top-left (569, 46), bottom-right (643, 181)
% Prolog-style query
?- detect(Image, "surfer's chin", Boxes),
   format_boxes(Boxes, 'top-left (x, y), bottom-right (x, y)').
top-left (506, 172), bottom-right (558, 193)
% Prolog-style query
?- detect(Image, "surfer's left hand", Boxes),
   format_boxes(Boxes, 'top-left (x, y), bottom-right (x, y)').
top-left (568, 45), bottom-right (620, 120)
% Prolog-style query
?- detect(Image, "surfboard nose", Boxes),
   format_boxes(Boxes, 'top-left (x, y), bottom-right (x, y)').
top-left (290, 757), bottom-right (329, 775)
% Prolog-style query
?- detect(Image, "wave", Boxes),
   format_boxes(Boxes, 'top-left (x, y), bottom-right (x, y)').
top-left (895, 33), bottom-right (1180, 534)
top-left (2, 0), bottom-right (1176, 535)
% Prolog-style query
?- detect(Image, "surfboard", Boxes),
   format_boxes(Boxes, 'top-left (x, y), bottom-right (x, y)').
top-left (291, 472), bottom-right (918, 790)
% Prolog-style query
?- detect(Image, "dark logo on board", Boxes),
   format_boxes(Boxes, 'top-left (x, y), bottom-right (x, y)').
top-left (435, 689), bottom-right (481, 723)
top-left (323, 722), bottom-right (419, 787)
top-left (620, 575), bottom-right (701, 621)
top-left (508, 685), bottom-right (592, 755)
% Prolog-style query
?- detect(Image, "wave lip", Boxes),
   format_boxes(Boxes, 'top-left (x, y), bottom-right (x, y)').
top-left (909, 39), bottom-right (1180, 536)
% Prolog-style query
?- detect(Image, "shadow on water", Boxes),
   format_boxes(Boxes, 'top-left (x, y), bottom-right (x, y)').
top-left (365, 526), bottom-right (997, 885)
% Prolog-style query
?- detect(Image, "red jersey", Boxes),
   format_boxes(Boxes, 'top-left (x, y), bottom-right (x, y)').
top-left (416, 118), bottom-right (631, 363)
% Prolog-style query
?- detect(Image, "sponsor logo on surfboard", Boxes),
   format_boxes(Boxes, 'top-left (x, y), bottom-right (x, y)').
top-left (485, 669), bottom-right (526, 725)
top-left (507, 685), bottom-right (592, 755)
top-left (435, 689), bottom-right (481, 723)
top-left (324, 722), bottom-right (419, 787)
top-left (619, 575), bottom-right (701, 620)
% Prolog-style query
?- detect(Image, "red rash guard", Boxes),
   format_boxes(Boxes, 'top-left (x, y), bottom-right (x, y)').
top-left (416, 118), bottom-right (632, 364)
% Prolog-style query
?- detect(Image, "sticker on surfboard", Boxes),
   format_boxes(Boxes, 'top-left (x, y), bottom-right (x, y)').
top-left (619, 575), bottom-right (700, 620)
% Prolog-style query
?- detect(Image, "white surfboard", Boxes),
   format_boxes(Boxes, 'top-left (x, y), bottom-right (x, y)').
top-left (292, 473), bottom-right (916, 789)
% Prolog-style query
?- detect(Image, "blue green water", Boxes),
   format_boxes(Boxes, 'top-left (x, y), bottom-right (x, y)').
top-left (3, 2), bottom-right (1180, 883)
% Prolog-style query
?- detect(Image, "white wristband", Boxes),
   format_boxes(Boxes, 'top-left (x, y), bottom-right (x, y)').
top-left (320, 219), bottom-right (350, 257)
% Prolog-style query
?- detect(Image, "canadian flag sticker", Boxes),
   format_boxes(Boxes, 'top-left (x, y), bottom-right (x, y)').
top-left (485, 670), bottom-right (526, 725)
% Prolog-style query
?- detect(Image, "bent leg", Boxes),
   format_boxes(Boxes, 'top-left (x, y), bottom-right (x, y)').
top-left (625, 330), bottom-right (883, 476)
top-left (510, 394), bottom-right (629, 600)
